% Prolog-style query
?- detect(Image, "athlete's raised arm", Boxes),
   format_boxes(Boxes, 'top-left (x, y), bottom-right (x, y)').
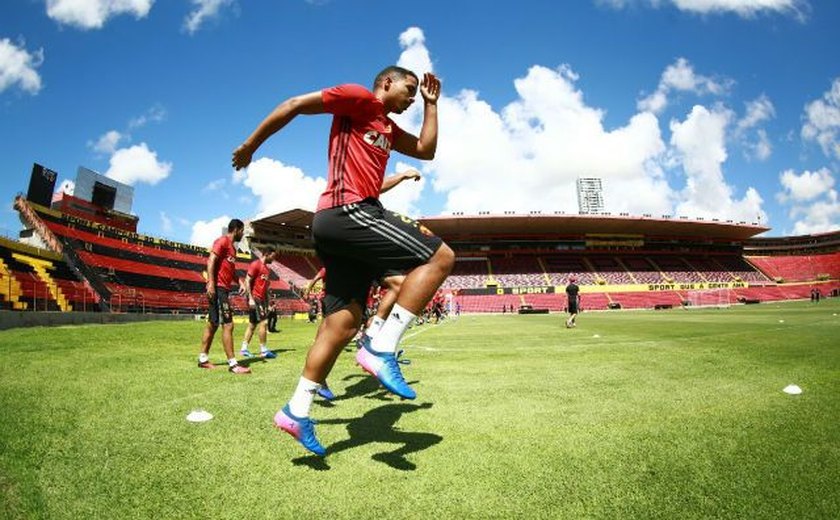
top-left (232, 90), bottom-right (325, 170)
top-left (393, 72), bottom-right (439, 160)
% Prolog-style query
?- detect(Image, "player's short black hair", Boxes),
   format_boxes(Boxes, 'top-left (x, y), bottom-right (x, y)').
top-left (228, 219), bottom-right (244, 232)
top-left (373, 66), bottom-right (418, 89)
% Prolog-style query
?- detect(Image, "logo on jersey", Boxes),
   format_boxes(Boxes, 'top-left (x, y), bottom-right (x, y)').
top-left (363, 131), bottom-right (391, 152)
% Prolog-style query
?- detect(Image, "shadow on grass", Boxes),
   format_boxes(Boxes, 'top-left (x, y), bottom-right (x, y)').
top-left (292, 402), bottom-right (441, 471)
top-left (314, 373), bottom-right (421, 408)
top-left (238, 348), bottom-right (294, 368)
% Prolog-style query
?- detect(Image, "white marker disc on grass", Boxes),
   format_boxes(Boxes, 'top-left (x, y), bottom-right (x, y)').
top-left (186, 410), bottom-right (214, 422)
top-left (782, 385), bottom-right (802, 395)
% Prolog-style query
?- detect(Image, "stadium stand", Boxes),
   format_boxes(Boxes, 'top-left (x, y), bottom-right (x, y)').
top-left (490, 255), bottom-right (547, 287)
top-left (6, 165), bottom-right (839, 316)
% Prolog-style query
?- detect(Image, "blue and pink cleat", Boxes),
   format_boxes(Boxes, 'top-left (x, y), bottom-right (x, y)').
top-left (355, 335), bottom-right (416, 400)
top-left (274, 405), bottom-right (325, 456)
top-left (317, 385), bottom-right (335, 401)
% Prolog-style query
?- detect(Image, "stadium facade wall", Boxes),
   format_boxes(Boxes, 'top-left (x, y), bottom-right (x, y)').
top-left (0, 310), bottom-right (194, 331)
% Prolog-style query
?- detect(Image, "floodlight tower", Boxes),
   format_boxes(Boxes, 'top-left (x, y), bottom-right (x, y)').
top-left (577, 177), bottom-right (604, 214)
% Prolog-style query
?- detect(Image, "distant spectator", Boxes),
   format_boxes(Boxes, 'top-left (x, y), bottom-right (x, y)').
top-left (565, 277), bottom-right (580, 328)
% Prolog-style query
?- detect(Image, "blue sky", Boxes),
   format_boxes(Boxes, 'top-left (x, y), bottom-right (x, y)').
top-left (1, 0), bottom-right (839, 246)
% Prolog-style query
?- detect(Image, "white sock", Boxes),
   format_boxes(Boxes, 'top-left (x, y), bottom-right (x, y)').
top-left (198, 352), bottom-right (209, 363)
top-left (227, 358), bottom-right (238, 367)
top-left (241, 341), bottom-right (249, 351)
top-left (288, 376), bottom-right (321, 417)
top-left (259, 344), bottom-right (268, 353)
top-left (370, 304), bottom-right (416, 354)
top-left (365, 316), bottom-right (386, 338)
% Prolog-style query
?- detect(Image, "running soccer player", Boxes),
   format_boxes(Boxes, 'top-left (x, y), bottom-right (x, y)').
top-left (232, 66), bottom-right (454, 456)
top-left (197, 219), bottom-right (251, 374)
top-left (240, 248), bottom-right (279, 359)
top-left (304, 169), bottom-right (420, 402)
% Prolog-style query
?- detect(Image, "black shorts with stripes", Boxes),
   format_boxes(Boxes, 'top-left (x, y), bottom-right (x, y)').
top-left (208, 288), bottom-right (233, 325)
top-left (312, 198), bottom-right (443, 316)
top-left (248, 297), bottom-right (269, 324)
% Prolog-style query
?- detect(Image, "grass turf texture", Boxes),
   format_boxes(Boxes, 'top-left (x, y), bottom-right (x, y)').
top-left (1, 300), bottom-right (838, 519)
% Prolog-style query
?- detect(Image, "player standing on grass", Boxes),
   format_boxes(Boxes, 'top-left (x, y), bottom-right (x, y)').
top-left (197, 219), bottom-right (251, 374)
top-left (240, 248), bottom-right (279, 360)
top-left (232, 65), bottom-right (454, 456)
top-left (565, 276), bottom-right (580, 328)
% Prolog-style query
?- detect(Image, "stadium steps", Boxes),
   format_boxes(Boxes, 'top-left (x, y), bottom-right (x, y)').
top-left (15, 196), bottom-right (111, 311)
top-left (581, 257), bottom-right (600, 283)
top-left (645, 257), bottom-right (670, 283)
top-left (13, 253), bottom-right (72, 312)
top-left (711, 257), bottom-right (739, 282)
top-left (536, 257), bottom-right (551, 285)
top-left (614, 257), bottom-right (639, 284)
top-left (0, 259), bottom-right (28, 310)
top-left (681, 257), bottom-right (708, 282)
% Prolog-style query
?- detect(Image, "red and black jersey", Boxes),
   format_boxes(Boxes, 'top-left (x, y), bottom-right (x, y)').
top-left (316, 84), bottom-right (405, 211)
top-left (247, 259), bottom-right (271, 300)
top-left (210, 235), bottom-right (237, 290)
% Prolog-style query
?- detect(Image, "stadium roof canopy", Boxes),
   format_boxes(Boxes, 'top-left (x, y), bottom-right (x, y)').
top-left (250, 209), bottom-right (770, 243)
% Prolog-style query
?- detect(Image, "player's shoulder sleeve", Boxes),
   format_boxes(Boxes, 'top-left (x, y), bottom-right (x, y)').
top-left (210, 236), bottom-right (227, 256)
top-left (322, 84), bottom-right (378, 116)
top-left (247, 260), bottom-right (259, 277)
top-left (388, 117), bottom-right (406, 139)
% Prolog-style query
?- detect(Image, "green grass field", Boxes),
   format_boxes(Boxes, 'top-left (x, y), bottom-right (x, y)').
top-left (1, 300), bottom-right (839, 519)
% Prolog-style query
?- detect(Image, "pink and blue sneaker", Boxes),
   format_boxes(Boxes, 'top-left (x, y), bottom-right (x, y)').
top-left (273, 405), bottom-right (325, 457)
top-left (355, 335), bottom-right (416, 400)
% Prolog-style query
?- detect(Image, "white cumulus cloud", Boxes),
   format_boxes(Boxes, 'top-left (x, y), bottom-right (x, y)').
top-left (183, 0), bottom-right (234, 35)
top-left (737, 94), bottom-right (775, 132)
top-left (46, 0), bottom-right (154, 30)
top-left (128, 104), bottom-right (167, 128)
top-left (802, 77), bottom-right (840, 160)
top-left (786, 188), bottom-right (840, 235)
top-left (778, 167), bottom-right (834, 202)
top-left (90, 130), bottom-right (125, 154)
top-left (736, 95), bottom-right (775, 161)
top-left (0, 38), bottom-right (44, 95)
top-left (105, 143), bottom-right (172, 185)
top-left (638, 57), bottom-right (729, 114)
top-left (599, 0), bottom-right (807, 19)
top-left (670, 104), bottom-right (766, 223)
top-left (389, 27), bottom-right (767, 226)
top-left (232, 157), bottom-right (326, 218)
top-left (440, 65), bottom-right (670, 215)
top-left (190, 215), bottom-right (231, 248)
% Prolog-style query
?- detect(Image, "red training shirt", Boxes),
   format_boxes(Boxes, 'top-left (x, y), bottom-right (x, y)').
top-left (247, 259), bottom-right (271, 300)
top-left (210, 235), bottom-right (237, 290)
top-left (316, 84), bottom-right (405, 211)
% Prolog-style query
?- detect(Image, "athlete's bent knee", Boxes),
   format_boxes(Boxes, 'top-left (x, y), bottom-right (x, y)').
top-left (433, 243), bottom-right (455, 275)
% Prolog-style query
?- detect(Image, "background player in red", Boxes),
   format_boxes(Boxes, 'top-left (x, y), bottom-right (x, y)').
top-left (240, 248), bottom-right (279, 359)
top-left (197, 219), bottom-right (251, 374)
top-left (233, 65), bottom-right (454, 456)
